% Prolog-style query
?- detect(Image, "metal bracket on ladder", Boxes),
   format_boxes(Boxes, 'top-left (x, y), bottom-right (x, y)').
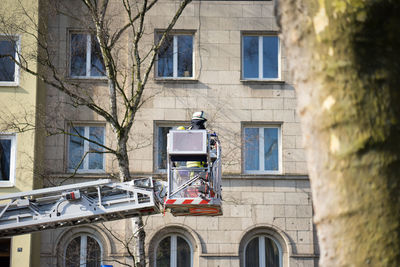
top-left (0, 178), bottom-right (161, 237)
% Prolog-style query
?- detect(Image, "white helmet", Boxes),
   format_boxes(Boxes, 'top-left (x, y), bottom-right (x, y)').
top-left (192, 111), bottom-right (206, 121)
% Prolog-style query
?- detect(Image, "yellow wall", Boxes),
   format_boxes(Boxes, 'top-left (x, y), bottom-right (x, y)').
top-left (0, 0), bottom-right (46, 266)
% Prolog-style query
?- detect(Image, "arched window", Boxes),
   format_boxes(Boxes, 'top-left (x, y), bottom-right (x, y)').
top-left (155, 234), bottom-right (192, 267)
top-left (244, 235), bottom-right (282, 267)
top-left (65, 234), bottom-right (102, 267)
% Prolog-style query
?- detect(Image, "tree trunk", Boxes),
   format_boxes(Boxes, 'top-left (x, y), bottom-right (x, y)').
top-left (278, 1), bottom-right (400, 266)
top-left (137, 215), bottom-right (146, 267)
top-left (116, 136), bottom-right (131, 182)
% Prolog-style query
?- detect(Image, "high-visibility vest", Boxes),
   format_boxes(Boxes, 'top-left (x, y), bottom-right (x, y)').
top-left (187, 161), bottom-right (205, 168)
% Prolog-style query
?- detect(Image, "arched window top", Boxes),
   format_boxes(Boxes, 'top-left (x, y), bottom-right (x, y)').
top-left (244, 235), bottom-right (283, 267)
top-left (155, 234), bottom-right (193, 267)
top-left (64, 234), bottom-right (102, 267)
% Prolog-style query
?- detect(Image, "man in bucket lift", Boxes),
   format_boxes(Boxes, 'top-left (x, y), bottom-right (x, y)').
top-left (174, 111), bottom-right (209, 198)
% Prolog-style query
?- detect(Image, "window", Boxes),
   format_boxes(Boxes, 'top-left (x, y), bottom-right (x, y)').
top-left (155, 234), bottom-right (192, 267)
top-left (155, 123), bottom-right (187, 171)
top-left (68, 125), bottom-right (105, 172)
top-left (0, 36), bottom-right (19, 85)
top-left (0, 134), bottom-right (16, 186)
top-left (243, 126), bottom-right (281, 174)
top-left (65, 234), bottom-right (102, 267)
top-left (244, 236), bottom-right (282, 267)
top-left (156, 33), bottom-right (193, 78)
top-left (242, 34), bottom-right (280, 80)
top-left (70, 33), bottom-right (105, 78)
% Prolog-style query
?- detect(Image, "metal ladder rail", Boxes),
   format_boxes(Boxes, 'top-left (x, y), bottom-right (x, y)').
top-left (0, 178), bottom-right (161, 237)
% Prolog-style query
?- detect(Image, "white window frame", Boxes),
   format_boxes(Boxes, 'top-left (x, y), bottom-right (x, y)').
top-left (154, 234), bottom-right (193, 267)
top-left (63, 234), bottom-right (103, 267)
top-left (241, 34), bottom-right (281, 81)
top-left (69, 33), bottom-right (106, 79)
top-left (243, 235), bottom-right (283, 267)
top-left (243, 125), bottom-right (282, 175)
top-left (68, 125), bottom-right (106, 173)
top-left (0, 133), bottom-right (16, 187)
top-left (156, 33), bottom-right (194, 79)
top-left (0, 35), bottom-right (20, 86)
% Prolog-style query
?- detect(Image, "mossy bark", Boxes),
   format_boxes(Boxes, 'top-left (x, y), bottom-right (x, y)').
top-left (278, 1), bottom-right (400, 266)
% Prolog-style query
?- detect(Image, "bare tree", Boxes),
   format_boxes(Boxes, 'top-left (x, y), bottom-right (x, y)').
top-left (1, 1), bottom-right (192, 266)
top-left (0, 0), bottom-right (192, 182)
top-left (277, 1), bottom-right (400, 266)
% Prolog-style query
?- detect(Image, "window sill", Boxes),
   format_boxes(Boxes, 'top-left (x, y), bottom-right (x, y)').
top-left (67, 170), bottom-right (106, 174)
top-left (224, 174), bottom-right (309, 180)
top-left (240, 79), bottom-right (285, 85)
top-left (154, 78), bottom-right (198, 84)
top-left (0, 182), bottom-right (15, 188)
top-left (66, 77), bottom-right (108, 83)
top-left (0, 82), bottom-right (19, 87)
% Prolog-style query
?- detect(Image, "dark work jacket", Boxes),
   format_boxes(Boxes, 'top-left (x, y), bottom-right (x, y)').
top-left (189, 119), bottom-right (206, 130)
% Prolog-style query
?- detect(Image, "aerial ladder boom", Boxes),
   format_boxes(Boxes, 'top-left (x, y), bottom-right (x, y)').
top-left (0, 130), bottom-right (222, 237)
top-left (0, 178), bottom-right (161, 237)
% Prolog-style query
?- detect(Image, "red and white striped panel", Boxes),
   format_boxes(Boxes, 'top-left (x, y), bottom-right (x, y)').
top-left (165, 198), bottom-right (210, 205)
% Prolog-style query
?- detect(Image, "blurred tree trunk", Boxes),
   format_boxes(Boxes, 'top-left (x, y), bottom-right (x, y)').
top-left (277, 1), bottom-right (400, 266)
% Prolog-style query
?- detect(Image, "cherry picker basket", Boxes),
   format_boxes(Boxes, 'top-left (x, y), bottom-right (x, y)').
top-left (164, 130), bottom-right (222, 216)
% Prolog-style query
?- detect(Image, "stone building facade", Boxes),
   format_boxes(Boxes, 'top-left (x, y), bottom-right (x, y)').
top-left (37, 0), bottom-right (319, 266)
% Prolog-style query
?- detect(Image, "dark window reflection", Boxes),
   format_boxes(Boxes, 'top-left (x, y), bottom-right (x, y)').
top-left (156, 236), bottom-right (171, 267)
top-left (177, 35), bottom-right (193, 77)
top-left (86, 236), bottom-right (101, 267)
top-left (263, 36), bottom-right (279, 78)
top-left (0, 40), bottom-right (16, 82)
top-left (158, 35), bottom-right (174, 77)
top-left (0, 139), bottom-right (11, 180)
top-left (68, 126), bottom-right (85, 170)
top-left (65, 236), bottom-right (81, 267)
top-left (158, 127), bottom-right (173, 170)
top-left (243, 36), bottom-right (259, 79)
top-left (177, 236), bottom-right (191, 267)
top-left (264, 237), bottom-right (280, 267)
top-left (90, 35), bottom-right (105, 76)
top-left (245, 237), bottom-right (259, 267)
top-left (264, 128), bottom-right (278, 171)
top-left (244, 128), bottom-right (260, 171)
top-left (71, 34), bottom-right (87, 76)
top-left (88, 127), bottom-right (104, 170)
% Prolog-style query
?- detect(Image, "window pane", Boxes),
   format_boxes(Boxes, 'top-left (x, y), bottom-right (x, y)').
top-left (86, 236), bottom-right (101, 267)
top-left (88, 127), bottom-right (104, 170)
top-left (177, 236), bottom-right (191, 267)
top-left (243, 36), bottom-right (259, 79)
top-left (156, 236), bottom-right (171, 267)
top-left (65, 236), bottom-right (81, 267)
top-left (177, 35), bottom-right (193, 78)
top-left (90, 35), bottom-right (105, 76)
top-left (264, 128), bottom-right (279, 171)
top-left (158, 35), bottom-right (174, 77)
top-left (244, 128), bottom-right (259, 171)
top-left (71, 34), bottom-right (87, 76)
top-left (0, 40), bottom-right (16, 82)
top-left (245, 237), bottom-right (259, 267)
top-left (263, 36), bottom-right (279, 78)
top-left (158, 127), bottom-right (172, 170)
top-left (0, 139), bottom-right (11, 180)
top-left (69, 126), bottom-right (85, 170)
top-left (265, 237), bottom-right (280, 267)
